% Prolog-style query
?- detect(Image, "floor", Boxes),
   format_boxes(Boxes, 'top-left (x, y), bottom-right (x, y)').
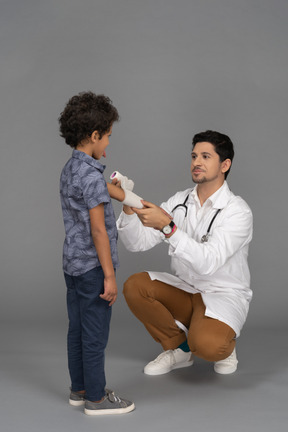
top-left (1, 322), bottom-right (287, 432)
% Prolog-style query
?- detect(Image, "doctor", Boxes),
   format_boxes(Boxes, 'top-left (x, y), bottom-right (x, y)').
top-left (117, 130), bottom-right (253, 375)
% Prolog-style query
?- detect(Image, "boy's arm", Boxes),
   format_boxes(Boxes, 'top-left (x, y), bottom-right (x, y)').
top-left (106, 182), bottom-right (125, 202)
top-left (107, 182), bottom-right (143, 209)
top-left (89, 204), bottom-right (117, 306)
top-left (107, 182), bottom-right (136, 215)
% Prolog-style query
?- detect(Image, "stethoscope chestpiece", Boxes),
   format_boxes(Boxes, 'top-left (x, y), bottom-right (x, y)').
top-left (201, 234), bottom-right (209, 243)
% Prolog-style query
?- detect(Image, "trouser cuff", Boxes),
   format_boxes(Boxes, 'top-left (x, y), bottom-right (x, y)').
top-left (161, 332), bottom-right (187, 351)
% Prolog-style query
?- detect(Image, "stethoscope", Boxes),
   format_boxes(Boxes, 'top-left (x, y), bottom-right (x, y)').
top-left (171, 195), bottom-right (221, 243)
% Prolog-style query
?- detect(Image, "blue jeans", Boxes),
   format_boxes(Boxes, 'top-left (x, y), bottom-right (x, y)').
top-left (64, 266), bottom-right (112, 401)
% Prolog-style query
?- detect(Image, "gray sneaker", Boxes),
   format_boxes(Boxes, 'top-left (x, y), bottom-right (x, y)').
top-left (84, 389), bottom-right (135, 416)
top-left (69, 390), bottom-right (85, 406)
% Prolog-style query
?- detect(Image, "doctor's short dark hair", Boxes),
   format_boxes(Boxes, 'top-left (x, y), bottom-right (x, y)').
top-left (59, 92), bottom-right (119, 148)
top-left (192, 130), bottom-right (235, 179)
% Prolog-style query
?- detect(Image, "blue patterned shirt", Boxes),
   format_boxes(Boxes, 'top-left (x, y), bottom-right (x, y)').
top-left (60, 150), bottom-right (119, 276)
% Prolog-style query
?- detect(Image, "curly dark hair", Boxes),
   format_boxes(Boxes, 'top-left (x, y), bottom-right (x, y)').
top-left (192, 130), bottom-right (234, 179)
top-left (59, 92), bottom-right (119, 148)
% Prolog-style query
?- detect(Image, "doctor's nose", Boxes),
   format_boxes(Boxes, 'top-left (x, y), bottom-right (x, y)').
top-left (192, 157), bottom-right (201, 165)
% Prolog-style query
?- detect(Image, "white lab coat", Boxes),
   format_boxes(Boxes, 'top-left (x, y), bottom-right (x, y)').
top-left (117, 181), bottom-right (253, 337)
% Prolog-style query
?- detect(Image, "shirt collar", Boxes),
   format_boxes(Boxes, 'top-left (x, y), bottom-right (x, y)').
top-left (190, 181), bottom-right (231, 209)
top-left (72, 149), bottom-right (106, 173)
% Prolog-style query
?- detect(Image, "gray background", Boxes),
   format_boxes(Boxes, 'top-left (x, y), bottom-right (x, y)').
top-left (0, 0), bottom-right (287, 431)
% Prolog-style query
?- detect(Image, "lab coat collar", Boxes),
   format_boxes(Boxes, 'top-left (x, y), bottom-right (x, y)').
top-left (189, 181), bottom-right (232, 209)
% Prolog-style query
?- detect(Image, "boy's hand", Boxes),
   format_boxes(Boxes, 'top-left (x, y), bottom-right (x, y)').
top-left (110, 171), bottom-right (134, 191)
top-left (111, 178), bottom-right (122, 187)
top-left (100, 275), bottom-right (118, 306)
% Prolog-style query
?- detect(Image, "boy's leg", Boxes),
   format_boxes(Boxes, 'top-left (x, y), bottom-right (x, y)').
top-left (123, 272), bottom-right (193, 350)
top-left (65, 273), bottom-right (85, 393)
top-left (76, 267), bottom-right (112, 402)
top-left (188, 293), bottom-right (236, 362)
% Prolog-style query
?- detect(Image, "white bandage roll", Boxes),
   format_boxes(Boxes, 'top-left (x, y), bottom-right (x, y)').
top-left (122, 189), bottom-right (143, 209)
top-left (110, 170), bottom-right (123, 181)
top-left (110, 171), bottom-right (134, 191)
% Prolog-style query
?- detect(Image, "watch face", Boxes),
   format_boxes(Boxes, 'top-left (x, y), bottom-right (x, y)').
top-left (163, 225), bottom-right (172, 234)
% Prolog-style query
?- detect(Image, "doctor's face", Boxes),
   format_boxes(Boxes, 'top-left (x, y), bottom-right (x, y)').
top-left (191, 141), bottom-right (229, 185)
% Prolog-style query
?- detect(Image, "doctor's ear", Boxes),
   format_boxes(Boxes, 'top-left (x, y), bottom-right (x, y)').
top-left (221, 159), bottom-right (232, 174)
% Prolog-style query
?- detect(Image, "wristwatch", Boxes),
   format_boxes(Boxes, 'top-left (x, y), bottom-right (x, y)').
top-left (161, 221), bottom-right (176, 236)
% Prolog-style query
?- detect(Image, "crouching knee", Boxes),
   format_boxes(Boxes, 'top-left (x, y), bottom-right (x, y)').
top-left (123, 272), bottom-right (146, 307)
top-left (123, 274), bottom-right (135, 302)
top-left (188, 333), bottom-right (235, 362)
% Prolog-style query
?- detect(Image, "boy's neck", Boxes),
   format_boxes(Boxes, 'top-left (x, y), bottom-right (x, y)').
top-left (76, 146), bottom-right (92, 157)
top-left (76, 140), bottom-right (95, 158)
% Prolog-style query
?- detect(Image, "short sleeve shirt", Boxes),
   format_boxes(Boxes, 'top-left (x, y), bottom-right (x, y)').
top-left (60, 150), bottom-right (119, 276)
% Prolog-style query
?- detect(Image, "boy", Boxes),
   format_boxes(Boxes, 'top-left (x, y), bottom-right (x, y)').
top-left (59, 91), bottom-right (135, 415)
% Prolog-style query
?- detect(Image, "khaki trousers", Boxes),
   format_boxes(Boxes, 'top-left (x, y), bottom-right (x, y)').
top-left (123, 272), bottom-right (236, 362)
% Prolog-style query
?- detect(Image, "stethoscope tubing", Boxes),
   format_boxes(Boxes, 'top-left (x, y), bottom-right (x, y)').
top-left (171, 195), bottom-right (221, 243)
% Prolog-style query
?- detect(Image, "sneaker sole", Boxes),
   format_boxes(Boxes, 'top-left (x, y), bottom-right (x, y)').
top-left (214, 365), bottom-right (237, 374)
top-left (144, 359), bottom-right (194, 376)
top-left (69, 399), bottom-right (85, 406)
top-left (84, 403), bottom-right (135, 416)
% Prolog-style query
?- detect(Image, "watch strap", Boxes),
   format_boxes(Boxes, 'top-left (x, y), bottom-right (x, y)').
top-left (165, 221), bottom-right (176, 237)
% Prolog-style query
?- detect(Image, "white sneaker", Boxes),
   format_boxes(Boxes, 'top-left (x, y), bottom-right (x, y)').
top-left (144, 349), bottom-right (194, 375)
top-left (214, 348), bottom-right (238, 374)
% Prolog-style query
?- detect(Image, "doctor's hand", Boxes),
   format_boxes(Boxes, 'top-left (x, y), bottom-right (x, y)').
top-left (132, 200), bottom-right (172, 230)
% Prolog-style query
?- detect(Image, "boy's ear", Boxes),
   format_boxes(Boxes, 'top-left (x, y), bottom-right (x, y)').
top-left (91, 130), bottom-right (99, 142)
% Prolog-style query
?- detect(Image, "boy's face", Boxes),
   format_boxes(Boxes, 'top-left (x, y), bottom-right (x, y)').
top-left (92, 126), bottom-right (113, 160)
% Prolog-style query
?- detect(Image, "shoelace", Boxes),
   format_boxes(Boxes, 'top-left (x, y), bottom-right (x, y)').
top-left (223, 353), bottom-right (234, 363)
top-left (152, 350), bottom-right (174, 363)
top-left (107, 390), bottom-right (122, 403)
